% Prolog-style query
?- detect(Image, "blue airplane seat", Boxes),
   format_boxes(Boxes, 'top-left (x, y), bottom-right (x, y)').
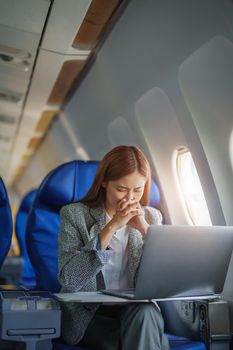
top-left (0, 176), bottom-right (13, 269)
top-left (149, 177), bottom-right (160, 207)
top-left (25, 160), bottom-right (205, 350)
top-left (167, 334), bottom-right (205, 350)
top-left (53, 344), bottom-right (87, 350)
top-left (26, 161), bottom-right (100, 293)
top-left (15, 189), bottom-right (37, 287)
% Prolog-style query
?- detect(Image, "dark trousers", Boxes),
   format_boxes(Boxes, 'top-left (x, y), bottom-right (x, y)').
top-left (78, 303), bottom-right (170, 350)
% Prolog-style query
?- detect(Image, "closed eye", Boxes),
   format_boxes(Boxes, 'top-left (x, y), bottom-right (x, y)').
top-left (117, 188), bottom-right (127, 192)
top-left (115, 186), bottom-right (142, 192)
top-left (134, 188), bottom-right (142, 192)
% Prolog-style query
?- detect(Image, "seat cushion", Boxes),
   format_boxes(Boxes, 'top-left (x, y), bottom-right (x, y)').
top-left (53, 342), bottom-right (89, 350)
top-left (168, 333), bottom-right (206, 350)
top-left (53, 334), bottom-right (206, 350)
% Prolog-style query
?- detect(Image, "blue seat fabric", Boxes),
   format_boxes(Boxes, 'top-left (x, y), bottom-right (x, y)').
top-left (53, 343), bottom-right (87, 350)
top-left (0, 177), bottom-right (13, 268)
top-left (15, 189), bottom-right (37, 287)
top-left (26, 161), bottom-right (100, 292)
top-left (167, 334), bottom-right (205, 350)
top-left (26, 160), bottom-right (205, 350)
top-left (53, 335), bottom-right (206, 350)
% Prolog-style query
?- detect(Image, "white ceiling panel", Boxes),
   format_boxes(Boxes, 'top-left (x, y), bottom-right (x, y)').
top-left (0, 104), bottom-right (22, 118)
top-left (0, 25), bottom-right (41, 57)
top-left (0, 72), bottom-right (29, 94)
top-left (20, 49), bottom-right (87, 121)
top-left (41, 0), bottom-right (91, 54)
top-left (0, 0), bottom-right (51, 34)
top-left (0, 123), bottom-right (17, 136)
top-left (0, 140), bottom-right (12, 152)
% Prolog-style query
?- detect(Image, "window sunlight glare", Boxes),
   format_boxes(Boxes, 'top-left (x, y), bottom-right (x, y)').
top-left (176, 149), bottom-right (212, 226)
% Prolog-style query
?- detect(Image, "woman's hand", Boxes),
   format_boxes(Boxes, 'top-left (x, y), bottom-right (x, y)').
top-left (111, 197), bottom-right (141, 230)
top-left (99, 198), bottom-right (140, 249)
top-left (127, 203), bottom-right (149, 238)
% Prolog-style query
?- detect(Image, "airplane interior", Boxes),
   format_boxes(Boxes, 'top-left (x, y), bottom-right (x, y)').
top-left (0, 0), bottom-right (233, 349)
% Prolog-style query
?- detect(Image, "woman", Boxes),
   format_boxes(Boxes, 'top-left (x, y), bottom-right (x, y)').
top-left (58, 145), bottom-right (169, 350)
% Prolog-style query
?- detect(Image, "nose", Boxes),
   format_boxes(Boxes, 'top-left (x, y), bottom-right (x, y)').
top-left (127, 191), bottom-right (135, 202)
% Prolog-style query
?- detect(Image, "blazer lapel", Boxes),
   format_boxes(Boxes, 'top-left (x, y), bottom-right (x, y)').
top-left (88, 206), bottom-right (107, 289)
top-left (88, 206), bottom-right (107, 240)
top-left (128, 227), bottom-right (144, 287)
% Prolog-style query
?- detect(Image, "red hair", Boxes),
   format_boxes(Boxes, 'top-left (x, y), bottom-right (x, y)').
top-left (81, 145), bottom-right (151, 207)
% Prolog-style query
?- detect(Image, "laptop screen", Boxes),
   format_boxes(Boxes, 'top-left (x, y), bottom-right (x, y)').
top-left (135, 225), bottom-right (233, 299)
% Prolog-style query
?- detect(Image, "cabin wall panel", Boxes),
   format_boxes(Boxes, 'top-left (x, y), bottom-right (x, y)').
top-left (179, 36), bottom-right (233, 225)
top-left (16, 118), bottom-right (78, 196)
top-left (16, 0), bottom-right (233, 224)
top-left (61, 0), bottom-right (233, 223)
top-left (136, 87), bottom-right (191, 225)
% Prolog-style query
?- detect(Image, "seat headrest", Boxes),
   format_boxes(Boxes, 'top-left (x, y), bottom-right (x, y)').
top-left (19, 189), bottom-right (37, 212)
top-left (37, 160), bottom-right (100, 207)
top-left (36, 160), bottom-right (161, 207)
top-left (150, 179), bottom-right (160, 207)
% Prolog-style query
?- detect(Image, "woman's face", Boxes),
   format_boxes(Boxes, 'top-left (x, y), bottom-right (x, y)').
top-left (102, 171), bottom-right (146, 216)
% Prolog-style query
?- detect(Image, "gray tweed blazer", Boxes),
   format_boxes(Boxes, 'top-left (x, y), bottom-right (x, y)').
top-left (58, 202), bottom-right (162, 345)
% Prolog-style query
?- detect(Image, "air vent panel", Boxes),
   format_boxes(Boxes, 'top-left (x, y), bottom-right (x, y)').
top-left (0, 88), bottom-right (22, 103)
top-left (0, 45), bottom-right (32, 72)
top-left (0, 114), bottom-right (16, 124)
top-left (0, 44), bottom-right (31, 59)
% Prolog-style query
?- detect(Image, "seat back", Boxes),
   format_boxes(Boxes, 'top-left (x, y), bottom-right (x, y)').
top-left (26, 160), bottom-right (160, 292)
top-left (15, 189), bottom-right (37, 287)
top-left (0, 177), bottom-right (13, 268)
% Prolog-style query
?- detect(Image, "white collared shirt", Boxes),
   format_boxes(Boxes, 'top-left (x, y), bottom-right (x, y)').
top-left (102, 214), bottom-right (130, 289)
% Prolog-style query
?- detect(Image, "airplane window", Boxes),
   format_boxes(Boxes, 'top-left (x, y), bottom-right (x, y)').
top-left (176, 148), bottom-right (212, 226)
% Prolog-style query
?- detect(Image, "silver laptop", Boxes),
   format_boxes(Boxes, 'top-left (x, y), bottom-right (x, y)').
top-left (101, 225), bottom-right (233, 300)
